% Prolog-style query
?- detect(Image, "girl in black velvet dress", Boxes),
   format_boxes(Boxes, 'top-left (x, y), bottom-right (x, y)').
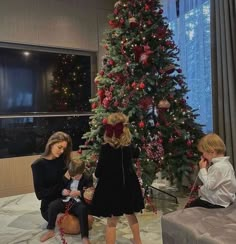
top-left (92, 112), bottom-right (144, 244)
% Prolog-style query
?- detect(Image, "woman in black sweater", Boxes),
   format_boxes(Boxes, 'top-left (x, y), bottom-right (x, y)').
top-left (31, 131), bottom-right (72, 222)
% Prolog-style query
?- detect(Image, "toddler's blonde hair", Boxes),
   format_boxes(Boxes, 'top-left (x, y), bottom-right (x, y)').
top-left (197, 133), bottom-right (226, 155)
top-left (68, 158), bottom-right (85, 177)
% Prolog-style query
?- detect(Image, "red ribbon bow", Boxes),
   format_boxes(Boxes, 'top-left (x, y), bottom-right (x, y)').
top-left (105, 122), bottom-right (124, 138)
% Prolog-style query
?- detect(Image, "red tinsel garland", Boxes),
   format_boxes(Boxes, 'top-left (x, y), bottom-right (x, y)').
top-left (145, 194), bottom-right (157, 214)
top-left (57, 200), bottom-right (75, 244)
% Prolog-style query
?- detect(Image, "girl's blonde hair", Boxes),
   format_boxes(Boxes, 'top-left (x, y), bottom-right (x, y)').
top-left (197, 133), bottom-right (226, 155)
top-left (43, 131), bottom-right (72, 166)
top-left (104, 112), bottom-right (131, 148)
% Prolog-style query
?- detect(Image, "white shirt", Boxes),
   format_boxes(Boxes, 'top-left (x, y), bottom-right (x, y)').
top-left (198, 156), bottom-right (236, 207)
top-left (62, 179), bottom-right (81, 203)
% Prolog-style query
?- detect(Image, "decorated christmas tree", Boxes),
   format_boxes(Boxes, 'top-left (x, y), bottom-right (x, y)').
top-left (50, 54), bottom-right (91, 112)
top-left (82, 0), bottom-right (203, 187)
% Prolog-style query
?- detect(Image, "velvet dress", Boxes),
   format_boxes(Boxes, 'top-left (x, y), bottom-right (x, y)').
top-left (91, 143), bottom-right (144, 217)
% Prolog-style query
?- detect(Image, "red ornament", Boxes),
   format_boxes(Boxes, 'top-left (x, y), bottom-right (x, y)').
top-left (108, 73), bottom-right (113, 78)
top-left (147, 20), bottom-right (152, 26)
top-left (131, 82), bottom-right (137, 88)
top-left (91, 103), bottom-right (97, 109)
top-left (102, 97), bottom-right (110, 108)
top-left (138, 121), bottom-right (145, 128)
top-left (97, 89), bottom-right (105, 102)
top-left (108, 59), bottom-right (115, 66)
top-left (114, 8), bottom-right (118, 15)
top-left (114, 100), bottom-right (119, 107)
top-left (187, 151), bottom-right (193, 158)
top-left (144, 4), bottom-right (150, 11)
top-left (108, 20), bottom-right (120, 28)
top-left (102, 118), bottom-right (108, 125)
top-left (139, 82), bottom-right (145, 89)
top-left (187, 140), bottom-right (192, 146)
top-left (165, 40), bottom-right (172, 46)
top-left (158, 138), bottom-right (163, 144)
top-left (99, 70), bottom-right (104, 76)
top-left (119, 18), bottom-right (125, 25)
top-left (168, 137), bottom-right (174, 143)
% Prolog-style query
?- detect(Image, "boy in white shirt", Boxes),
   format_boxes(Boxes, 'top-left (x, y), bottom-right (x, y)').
top-left (187, 133), bottom-right (236, 208)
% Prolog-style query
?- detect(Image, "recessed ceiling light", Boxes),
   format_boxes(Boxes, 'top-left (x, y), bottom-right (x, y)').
top-left (23, 51), bottom-right (30, 56)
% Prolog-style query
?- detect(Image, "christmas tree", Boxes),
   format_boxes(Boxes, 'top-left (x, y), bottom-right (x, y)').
top-left (82, 0), bottom-right (203, 187)
top-left (50, 54), bottom-right (91, 112)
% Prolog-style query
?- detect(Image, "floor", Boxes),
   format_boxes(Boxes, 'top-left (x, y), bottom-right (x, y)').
top-left (0, 185), bottom-right (188, 244)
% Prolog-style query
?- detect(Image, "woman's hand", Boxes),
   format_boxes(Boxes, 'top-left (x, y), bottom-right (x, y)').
top-left (70, 190), bottom-right (80, 198)
top-left (62, 189), bottom-right (71, 196)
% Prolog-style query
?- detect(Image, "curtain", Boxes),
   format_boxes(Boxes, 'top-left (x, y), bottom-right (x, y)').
top-left (161, 0), bottom-right (212, 133)
top-left (211, 0), bottom-right (236, 169)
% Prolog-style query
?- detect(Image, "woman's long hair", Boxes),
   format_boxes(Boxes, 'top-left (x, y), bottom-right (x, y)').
top-left (104, 112), bottom-right (131, 148)
top-left (42, 131), bottom-right (72, 166)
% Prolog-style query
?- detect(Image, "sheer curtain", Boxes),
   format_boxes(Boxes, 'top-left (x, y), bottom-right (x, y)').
top-left (161, 0), bottom-right (212, 133)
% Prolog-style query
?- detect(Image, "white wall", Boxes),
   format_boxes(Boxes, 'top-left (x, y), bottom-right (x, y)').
top-left (0, 0), bottom-right (115, 52)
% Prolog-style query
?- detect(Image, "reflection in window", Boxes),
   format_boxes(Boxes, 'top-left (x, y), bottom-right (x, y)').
top-left (0, 47), bottom-right (92, 113)
top-left (0, 115), bottom-right (90, 158)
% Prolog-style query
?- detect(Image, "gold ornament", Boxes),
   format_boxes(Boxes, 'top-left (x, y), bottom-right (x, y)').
top-left (157, 99), bottom-right (171, 109)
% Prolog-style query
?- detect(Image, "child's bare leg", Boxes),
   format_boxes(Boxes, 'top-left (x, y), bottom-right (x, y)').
top-left (40, 230), bottom-right (55, 242)
top-left (126, 214), bottom-right (142, 244)
top-left (82, 237), bottom-right (91, 244)
top-left (106, 216), bottom-right (119, 244)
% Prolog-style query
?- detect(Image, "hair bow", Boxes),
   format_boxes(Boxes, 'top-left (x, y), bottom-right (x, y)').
top-left (105, 122), bottom-right (124, 138)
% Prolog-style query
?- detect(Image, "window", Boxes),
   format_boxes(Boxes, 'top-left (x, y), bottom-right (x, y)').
top-left (162, 0), bottom-right (212, 132)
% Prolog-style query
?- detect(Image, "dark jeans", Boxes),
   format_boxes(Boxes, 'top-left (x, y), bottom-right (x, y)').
top-left (47, 198), bottom-right (89, 238)
top-left (186, 197), bottom-right (225, 209)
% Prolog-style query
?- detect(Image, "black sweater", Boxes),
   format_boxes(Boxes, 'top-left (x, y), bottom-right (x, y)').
top-left (31, 157), bottom-right (68, 202)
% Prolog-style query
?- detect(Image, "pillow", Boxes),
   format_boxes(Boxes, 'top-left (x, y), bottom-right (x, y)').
top-left (56, 213), bottom-right (94, 235)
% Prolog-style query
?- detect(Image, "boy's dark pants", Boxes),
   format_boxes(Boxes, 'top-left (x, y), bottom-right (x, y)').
top-left (186, 197), bottom-right (225, 209)
top-left (47, 198), bottom-right (89, 238)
